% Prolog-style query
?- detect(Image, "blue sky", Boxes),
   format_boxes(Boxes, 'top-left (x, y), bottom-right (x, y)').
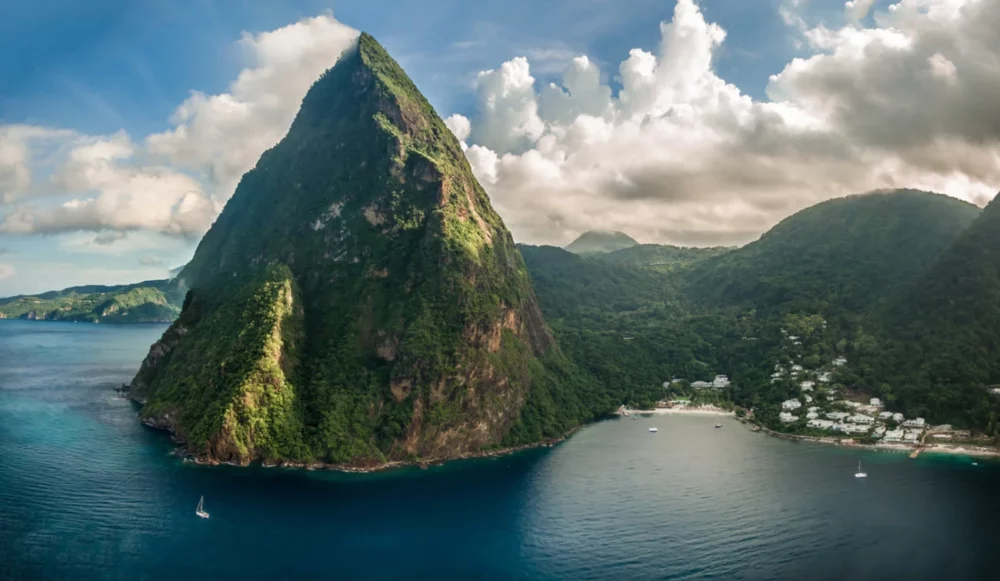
top-left (3, 0), bottom-right (995, 296)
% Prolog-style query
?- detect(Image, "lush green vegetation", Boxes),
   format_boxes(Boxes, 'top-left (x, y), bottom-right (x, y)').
top-left (520, 189), bottom-right (1000, 435)
top-left (683, 190), bottom-right (980, 318)
top-left (133, 34), bottom-right (603, 467)
top-left (0, 280), bottom-right (182, 323)
top-left (565, 230), bottom-right (639, 254)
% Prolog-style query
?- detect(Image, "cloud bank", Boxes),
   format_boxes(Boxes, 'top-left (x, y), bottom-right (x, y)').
top-left (449, 0), bottom-right (1000, 245)
top-left (2, 1), bottom-right (999, 249)
top-left (0, 15), bottom-right (358, 239)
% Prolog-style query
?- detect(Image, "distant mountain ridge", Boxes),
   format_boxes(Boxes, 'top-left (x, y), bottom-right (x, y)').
top-left (565, 230), bottom-right (639, 254)
top-left (0, 280), bottom-right (183, 323)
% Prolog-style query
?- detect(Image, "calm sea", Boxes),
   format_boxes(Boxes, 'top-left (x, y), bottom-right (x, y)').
top-left (2, 320), bottom-right (999, 580)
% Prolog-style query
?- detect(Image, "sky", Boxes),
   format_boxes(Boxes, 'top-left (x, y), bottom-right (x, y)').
top-left (1, 0), bottom-right (998, 296)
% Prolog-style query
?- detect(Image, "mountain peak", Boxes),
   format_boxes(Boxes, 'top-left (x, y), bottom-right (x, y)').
top-left (130, 35), bottom-right (589, 468)
top-left (565, 230), bottom-right (639, 254)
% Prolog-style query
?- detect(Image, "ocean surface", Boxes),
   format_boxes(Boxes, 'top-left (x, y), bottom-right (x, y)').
top-left (2, 320), bottom-right (1000, 580)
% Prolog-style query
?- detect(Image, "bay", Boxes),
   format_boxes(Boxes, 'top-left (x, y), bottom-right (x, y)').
top-left (1, 320), bottom-right (998, 580)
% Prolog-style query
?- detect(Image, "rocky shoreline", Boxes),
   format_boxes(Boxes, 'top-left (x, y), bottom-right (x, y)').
top-left (149, 420), bottom-right (581, 474)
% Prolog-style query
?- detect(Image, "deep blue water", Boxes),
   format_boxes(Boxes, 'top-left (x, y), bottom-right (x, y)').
top-left (2, 320), bottom-right (1000, 580)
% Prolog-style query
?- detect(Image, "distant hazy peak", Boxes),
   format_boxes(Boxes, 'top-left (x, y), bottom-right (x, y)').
top-left (565, 230), bottom-right (639, 254)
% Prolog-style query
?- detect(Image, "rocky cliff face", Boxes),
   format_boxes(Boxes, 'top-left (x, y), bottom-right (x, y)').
top-left (131, 33), bottom-right (592, 467)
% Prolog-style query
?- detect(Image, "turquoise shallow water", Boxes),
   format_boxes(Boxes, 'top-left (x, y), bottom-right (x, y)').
top-left (2, 320), bottom-right (1000, 580)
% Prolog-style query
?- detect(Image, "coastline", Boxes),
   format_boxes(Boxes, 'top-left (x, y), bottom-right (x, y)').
top-left (748, 421), bottom-right (1000, 459)
top-left (631, 406), bottom-right (735, 417)
top-left (161, 426), bottom-right (581, 474)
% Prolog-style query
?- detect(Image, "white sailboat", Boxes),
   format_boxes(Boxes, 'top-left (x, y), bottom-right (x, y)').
top-left (648, 427), bottom-right (658, 433)
top-left (854, 460), bottom-right (867, 479)
top-left (196, 495), bottom-right (210, 519)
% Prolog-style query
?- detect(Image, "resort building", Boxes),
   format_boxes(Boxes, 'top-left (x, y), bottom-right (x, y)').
top-left (878, 411), bottom-right (894, 420)
top-left (791, 365), bottom-right (804, 372)
top-left (691, 381), bottom-right (712, 389)
top-left (869, 398), bottom-right (883, 407)
top-left (848, 414), bottom-right (875, 424)
top-left (833, 423), bottom-right (869, 434)
top-left (806, 411), bottom-right (819, 420)
top-left (804, 395), bottom-right (813, 403)
top-left (904, 431), bottom-right (921, 442)
top-left (818, 372), bottom-right (832, 383)
top-left (892, 413), bottom-right (905, 422)
top-left (800, 381), bottom-right (815, 391)
top-left (902, 418), bottom-right (926, 428)
top-left (884, 429), bottom-right (905, 442)
top-left (833, 357), bottom-right (848, 367)
top-left (807, 419), bottom-right (835, 429)
top-left (873, 425), bottom-right (887, 437)
top-left (826, 411), bottom-right (849, 420)
top-left (807, 406), bottom-right (820, 412)
top-left (712, 375), bottom-right (731, 389)
top-left (779, 412), bottom-right (799, 423)
top-left (782, 399), bottom-right (803, 411)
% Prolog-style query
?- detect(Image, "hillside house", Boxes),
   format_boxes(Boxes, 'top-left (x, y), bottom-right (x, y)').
top-left (782, 399), bottom-right (803, 411)
top-left (779, 412), bottom-right (799, 423)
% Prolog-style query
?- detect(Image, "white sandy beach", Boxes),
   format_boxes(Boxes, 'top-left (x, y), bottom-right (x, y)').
top-left (631, 407), bottom-right (735, 417)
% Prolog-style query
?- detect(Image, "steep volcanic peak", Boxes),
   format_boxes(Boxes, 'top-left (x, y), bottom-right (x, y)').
top-left (130, 33), bottom-right (593, 469)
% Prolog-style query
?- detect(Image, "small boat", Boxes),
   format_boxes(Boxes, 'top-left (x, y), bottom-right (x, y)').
top-left (196, 495), bottom-right (210, 519)
top-left (714, 423), bottom-right (723, 428)
top-left (648, 427), bottom-right (658, 433)
top-left (854, 460), bottom-right (867, 479)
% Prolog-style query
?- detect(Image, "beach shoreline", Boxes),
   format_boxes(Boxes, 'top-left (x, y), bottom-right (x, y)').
top-left (746, 421), bottom-right (1000, 459)
top-left (629, 407), bottom-right (735, 417)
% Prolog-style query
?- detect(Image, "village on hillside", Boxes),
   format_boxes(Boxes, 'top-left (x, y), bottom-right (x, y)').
top-left (656, 325), bottom-right (985, 454)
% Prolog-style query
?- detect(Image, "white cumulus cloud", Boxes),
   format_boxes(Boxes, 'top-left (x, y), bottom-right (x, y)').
top-left (455, 0), bottom-right (1000, 246)
top-left (0, 14), bottom-right (359, 238)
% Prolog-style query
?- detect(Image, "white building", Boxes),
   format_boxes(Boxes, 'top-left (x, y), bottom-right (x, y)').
top-left (991, 387), bottom-right (1000, 394)
top-left (873, 425), bottom-right (887, 437)
top-left (904, 431), bottom-right (921, 442)
top-left (826, 394), bottom-right (837, 402)
top-left (902, 418), bottom-right (926, 428)
top-left (869, 398), bottom-right (883, 407)
top-left (857, 405), bottom-right (879, 415)
top-left (791, 365), bottom-right (804, 372)
top-left (848, 414), bottom-right (875, 424)
top-left (806, 411), bottom-right (819, 420)
top-left (808, 419), bottom-right (835, 429)
top-left (818, 372), bottom-right (832, 383)
top-left (892, 413), bottom-right (904, 422)
top-left (789, 335), bottom-right (800, 341)
top-left (884, 429), bottom-right (905, 442)
top-left (826, 411), bottom-right (850, 420)
top-left (878, 411), bottom-right (894, 420)
top-left (804, 395), bottom-right (813, 403)
top-left (833, 357), bottom-right (848, 367)
top-left (782, 399), bottom-right (803, 411)
top-left (800, 381), bottom-right (815, 391)
top-left (808, 406), bottom-right (820, 412)
top-left (713, 375), bottom-right (731, 388)
top-left (779, 412), bottom-right (799, 423)
top-left (691, 381), bottom-right (712, 389)
top-left (833, 423), bottom-right (869, 434)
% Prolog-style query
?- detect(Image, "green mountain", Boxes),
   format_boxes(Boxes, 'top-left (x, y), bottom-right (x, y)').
top-left (565, 230), bottom-right (638, 254)
top-left (683, 190), bottom-right (981, 316)
top-left (859, 193), bottom-right (1000, 425)
top-left (596, 243), bottom-right (732, 272)
top-left (130, 34), bottom-right (599, 468)
top-left (0, 280), bottom-right (182, 323)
